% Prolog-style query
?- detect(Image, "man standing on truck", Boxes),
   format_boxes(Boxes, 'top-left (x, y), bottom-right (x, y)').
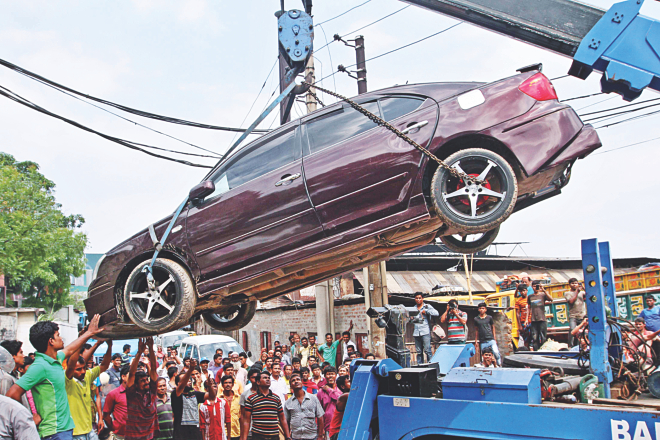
top-left (564, 278), bottom-right (586, 347)
top-left (474, 303), bottom-right (501, 366)
top-left (528, 282), bottom-right (553, 351)
top-left (412, 293), bottom-right (439, 364)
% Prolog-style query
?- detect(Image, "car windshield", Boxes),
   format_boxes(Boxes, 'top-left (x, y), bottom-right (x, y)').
top-left (161, 334), bottom-right (188, 348)
top-left (199, 341), bottom-right (243, 360)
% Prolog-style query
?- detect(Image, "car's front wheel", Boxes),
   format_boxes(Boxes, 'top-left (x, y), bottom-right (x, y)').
top-left (202, 302), bottom-right (257, 331)
top-left (431, 148), bottom-right (517, 233)
top-left (123, 258), bottom-right (196, 333)
top-left (439, 226), bottom-right (500, 254)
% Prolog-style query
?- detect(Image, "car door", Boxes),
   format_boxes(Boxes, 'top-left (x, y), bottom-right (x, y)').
top-left (186, 122), bottom-right (323, 287)
top-left (301, 95), bottom-right (438, 234)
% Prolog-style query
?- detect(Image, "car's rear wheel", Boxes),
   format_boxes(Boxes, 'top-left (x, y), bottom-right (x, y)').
top-left (431, 148), bottom-right (517, 233)
top-left (123, 258), bottom-right (196, 333)
top-left (202, 302), bottom-right (257, 331)
top-left (439, 226), bottom-right (500, 254)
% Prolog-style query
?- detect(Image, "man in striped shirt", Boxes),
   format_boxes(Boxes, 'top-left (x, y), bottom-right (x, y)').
top-left (441, 300), bottom-right (468, 344)
top-left (155, 378), bottom-right (174, 440)
top-left (241, 371), bottom-right (291, 440)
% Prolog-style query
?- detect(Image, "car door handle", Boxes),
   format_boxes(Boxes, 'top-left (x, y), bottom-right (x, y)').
top-left (401, 120), bottom-right (429, 134)
top-left (275, 173), bottom-right (301, 187)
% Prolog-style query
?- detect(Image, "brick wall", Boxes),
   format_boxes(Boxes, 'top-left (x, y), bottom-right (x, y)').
top-left (231, 302), bottom-right (369, 360)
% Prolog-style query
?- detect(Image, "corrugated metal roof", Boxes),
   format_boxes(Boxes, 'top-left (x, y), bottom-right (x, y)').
top-left (354, 268), bottom-right (635, 294)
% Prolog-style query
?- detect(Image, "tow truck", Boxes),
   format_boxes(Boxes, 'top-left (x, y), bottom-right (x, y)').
top-left (341, 239), bottom-right (660, 440)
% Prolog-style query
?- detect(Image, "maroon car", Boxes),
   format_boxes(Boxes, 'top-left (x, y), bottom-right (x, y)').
top-left (86, 66), bottom-right (601, 337)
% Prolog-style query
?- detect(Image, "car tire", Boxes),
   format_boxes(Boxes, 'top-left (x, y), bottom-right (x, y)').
top-left (439, 226), bottom-right (500, 254)
top-left (202, 302), bottom-right (257, 331)
top-left (431, 148), bottom-right (517, 233)
top-left (123, 258), bottom-right (196, 333)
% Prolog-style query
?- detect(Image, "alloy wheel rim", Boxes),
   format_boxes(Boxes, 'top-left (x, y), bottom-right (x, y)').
top-left (128, 267), bottom-right (178, 324)
top-left (441, 157), bottom-right (507, 219)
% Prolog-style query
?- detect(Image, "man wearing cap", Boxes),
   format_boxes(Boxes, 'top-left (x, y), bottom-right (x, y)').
top-left (200, 359), bottom-right (210, 382)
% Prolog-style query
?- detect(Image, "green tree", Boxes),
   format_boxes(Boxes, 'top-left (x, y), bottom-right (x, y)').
top-left (0, 153), bottom-right (87, 313)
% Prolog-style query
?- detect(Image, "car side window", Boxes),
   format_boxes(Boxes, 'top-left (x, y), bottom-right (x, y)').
top-left (379, 96), bottom-right (425, 121)
top-left (304, 101), bottom-right (380, 155)
top-left (207, 125), bottom-right (300, 199)
top-left (184, 344), bottom-right (192, 358)
top-left (191, 345), bottom-right (198, 361)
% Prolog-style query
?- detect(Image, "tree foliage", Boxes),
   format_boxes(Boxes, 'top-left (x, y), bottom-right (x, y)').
top-left (0, 153), bottom-right (87, 312)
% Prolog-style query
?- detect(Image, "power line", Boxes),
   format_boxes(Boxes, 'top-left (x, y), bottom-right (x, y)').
top-left (26, 74), bottom-right (221, 157)
top-left (0, 57), bottom-right (269, 133)
top-left (576, 96), bottom-right (617, 112)
top-left (315, 0), bottom-right (372, 27)
top-left (0, 84), bottom-right (213, 168)
top-left (583, 100), bottom-right (660, 123)
top-left (594, 108), bottom-right (660, 129)
top-left (314, 5), bottom-right (411, 53)
top-left (592, 136), bottom-right (660, 155)
top-left (317, 22), bottom-right (463, 85)
top-left (561, 92), bottom-right (604, 102)
top-left (579, 97), bottom-right (660, 117)
top-left (228, 56), bottom-right (279, 146)
top-left (317, 24), bottom-right (338, 96)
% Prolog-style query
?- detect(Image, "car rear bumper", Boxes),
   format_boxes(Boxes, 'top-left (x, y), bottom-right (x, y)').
top-left (546, 123), bottom-right (601, 169)
top-left (481, 102), bottom-right (601, 176)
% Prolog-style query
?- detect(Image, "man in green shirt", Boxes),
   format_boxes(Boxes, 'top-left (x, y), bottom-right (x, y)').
top-left (318, 333), bottom-right (341, 368)
top-left (7, 314), bottom-right (105, 439)
top-left (66, 338), bottom-right (112, 440)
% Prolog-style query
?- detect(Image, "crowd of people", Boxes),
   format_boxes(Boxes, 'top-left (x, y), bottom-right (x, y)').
top-left (0, 317), bottom-right (374, 440)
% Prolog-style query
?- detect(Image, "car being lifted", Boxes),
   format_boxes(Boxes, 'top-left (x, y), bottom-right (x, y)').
top-left (85, 66), bottom-right (601, 337)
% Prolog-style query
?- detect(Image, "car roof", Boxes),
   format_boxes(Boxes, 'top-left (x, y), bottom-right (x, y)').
top-left (180, 335), bottom-right (237, 345)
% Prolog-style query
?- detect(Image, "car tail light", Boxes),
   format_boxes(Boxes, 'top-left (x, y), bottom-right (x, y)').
top-left (518, 73), bottom-right (558, 101)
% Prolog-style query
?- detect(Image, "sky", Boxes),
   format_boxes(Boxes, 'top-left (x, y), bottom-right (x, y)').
top-left (1, 0), bottom-right (660, 259)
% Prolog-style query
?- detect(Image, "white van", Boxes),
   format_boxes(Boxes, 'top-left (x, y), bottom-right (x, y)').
top-left (177, 335), bottom-right (247, 362)
top-left (155, 330), bottom-right (191, 352)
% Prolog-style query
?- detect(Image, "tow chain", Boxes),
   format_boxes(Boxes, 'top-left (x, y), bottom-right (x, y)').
top-left (302, 81), bottom-right (483, 185)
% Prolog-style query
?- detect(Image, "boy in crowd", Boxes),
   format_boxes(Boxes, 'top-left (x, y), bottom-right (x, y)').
top-left (474, 303), bottom-right (501, 366)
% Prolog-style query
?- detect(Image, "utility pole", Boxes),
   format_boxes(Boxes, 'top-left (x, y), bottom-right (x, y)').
top-left (355, 35), bottom-right (367, 94)
top-left (340, 35), bottom-right (388, 358)
top-left (336, 35), bottom-right (368, 95)
top-left (304, 56), bottom-right (317, 113)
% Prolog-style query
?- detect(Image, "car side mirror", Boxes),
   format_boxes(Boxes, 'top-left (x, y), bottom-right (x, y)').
top-left (189, 181), bottom-right (215, 201)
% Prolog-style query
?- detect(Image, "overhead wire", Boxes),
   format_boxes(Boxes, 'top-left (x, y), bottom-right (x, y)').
top-left (0, 84), bottom-right (213, 168)
top-left (592, 136), bottom-right (660, 155)
top-left (316, 22), bottom-right (463, 85)
top-left (561, 92), bottom-right (604, 102)
top-left (23, 73), bottom-right (221, 157)
top-left (580, 97), bottom-right (660, 119)
top-left (595, 108), bottom-right (660, 128)
top-left (0, 57), bottom-right (269, 133)
top-left (314, 5), bottom-right (411, 53)
top-left (314, 0), bottom-right (372, 27)
top-left (316, 24), bottom-right (338, 97)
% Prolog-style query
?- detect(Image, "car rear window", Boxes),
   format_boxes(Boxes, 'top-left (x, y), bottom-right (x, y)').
top-left (304, 101), bottom-right (380, 155)
top-left (379, 97), bottom-right (425, 121)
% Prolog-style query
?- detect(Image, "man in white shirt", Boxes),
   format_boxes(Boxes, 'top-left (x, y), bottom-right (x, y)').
top-left (340, 322), bottom-right (356, 362)
top-left (269, 363), bottom-right (289, 404)
top-left (474, 348), bottom-right (499, 368)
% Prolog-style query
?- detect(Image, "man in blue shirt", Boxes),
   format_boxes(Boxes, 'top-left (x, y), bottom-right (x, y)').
top-left (412, 293), bottom-right (439, 364)
top-left (638, 295), bottom-right (660, 332)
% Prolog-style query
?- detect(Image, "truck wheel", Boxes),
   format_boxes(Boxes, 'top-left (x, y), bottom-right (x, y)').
top-left (431, 148), bottom-right (517, 233)
top-left (123, 258), bottom-right (196, 333)
top-left (439, 226), bottom-right (500, 254)
top-left (202, 302), bottom-right (257, 331)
